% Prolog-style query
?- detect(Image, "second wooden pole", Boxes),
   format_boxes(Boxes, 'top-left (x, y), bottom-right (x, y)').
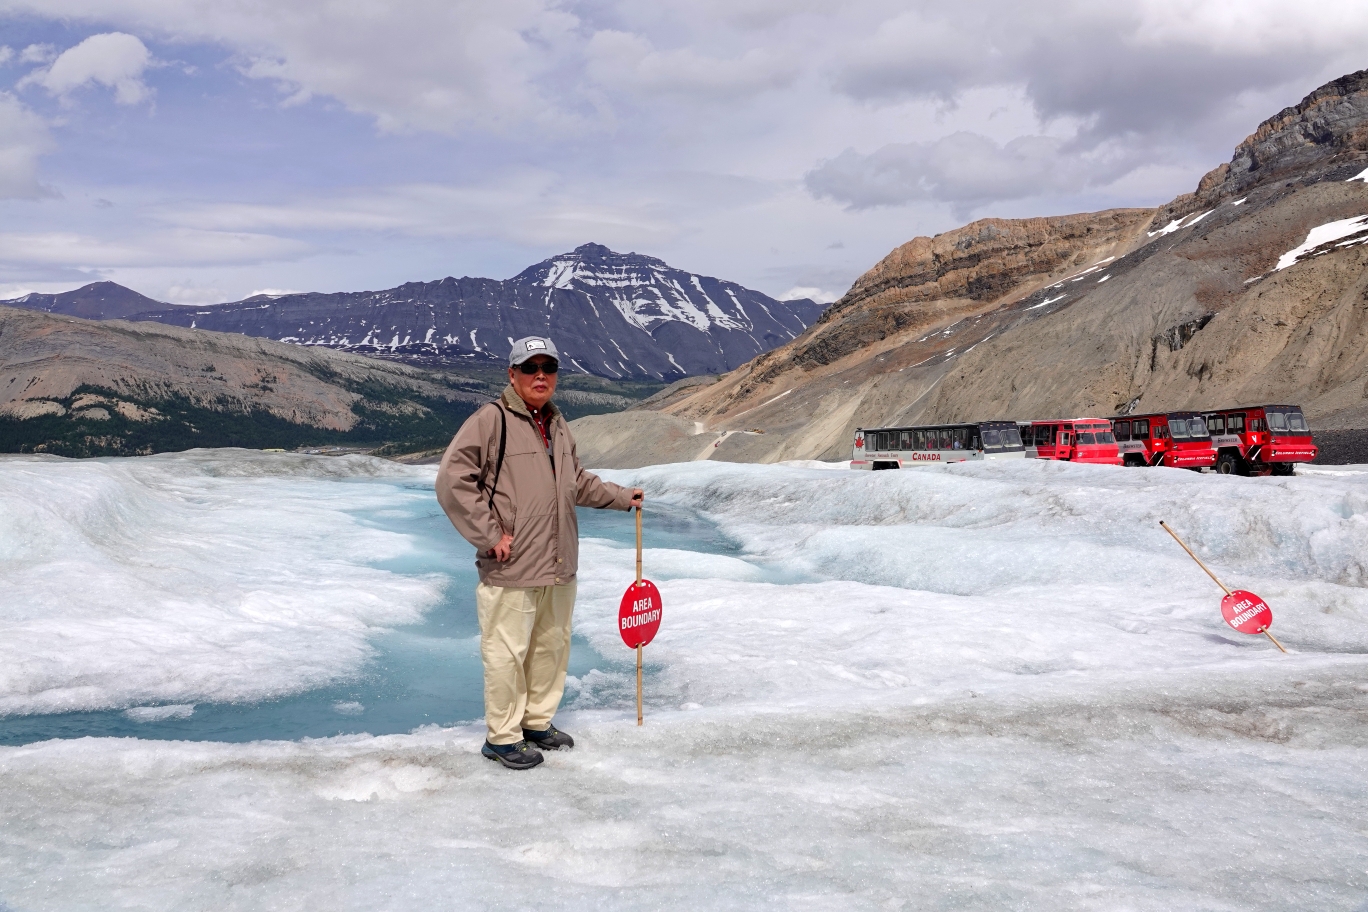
top-left (636, 505), bottom-right (644, 725)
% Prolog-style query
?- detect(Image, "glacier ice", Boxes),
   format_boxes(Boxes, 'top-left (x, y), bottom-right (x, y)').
top-left (0, 451), bottom-right (444, 716)
top-left (2, 454), bottom-right (1367, 910)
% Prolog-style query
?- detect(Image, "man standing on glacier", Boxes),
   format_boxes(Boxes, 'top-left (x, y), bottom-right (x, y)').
top-left (435, 336), bottom-right (643, 770)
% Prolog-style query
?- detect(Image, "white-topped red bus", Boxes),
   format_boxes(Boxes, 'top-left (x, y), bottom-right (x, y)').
top-left (1201, 404), bottom-right (1317, 475)
top-left (1109, 411), bottom-right (1217, 469)
top-left (853, 421), bottom-right (1025, 469)
top-left (1019, 418), bottom-right (1122, 465)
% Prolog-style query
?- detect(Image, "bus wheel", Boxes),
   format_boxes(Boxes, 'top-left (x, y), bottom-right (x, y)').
top-left (1271, 463), bottom-right (1295, 476)
top-left (1123, 455), bottom-right (1144, 468)
top-left (1215, 452), bottom-right (1240, 475)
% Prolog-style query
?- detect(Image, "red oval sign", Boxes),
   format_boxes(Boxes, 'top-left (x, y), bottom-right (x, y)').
top-left (1221, 589), bottom-right (1273, 634)
top-left (619, 579), bottom-right (662, 648)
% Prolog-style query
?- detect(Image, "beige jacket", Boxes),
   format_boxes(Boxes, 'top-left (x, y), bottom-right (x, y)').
top-left (435, 385), bottom-right (634, 587)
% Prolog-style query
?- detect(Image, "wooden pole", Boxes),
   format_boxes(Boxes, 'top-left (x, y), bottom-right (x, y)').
top-left (1159, 521), bottom-right (1232, 595)
top-left (1259, 626), bottom-right (1289, 654)
top-left (636, 505), bottom-right (644, 725)
top-left (1162, 521), bottom-right (1287, 653)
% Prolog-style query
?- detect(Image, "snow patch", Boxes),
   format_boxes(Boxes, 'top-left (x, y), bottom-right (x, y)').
top-left (1275, 215), bottom-right (1368, 270)
top-left (1148, 210), bottom-right (1212, 238)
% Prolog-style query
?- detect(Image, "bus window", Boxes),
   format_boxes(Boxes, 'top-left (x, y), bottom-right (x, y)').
top-left (1113, 420), bottom-right (1130, 441)
top-left (1076, 430), bottom-right (1096, 444)
top-left (1036, 425), bottom-right (1053, 445)
top-left (1188, 417), bottom-right (1209, 438)
top-left (1207, 415), bottom-right (1224, 434)
top-left (1169, 419), bottom-right (1190, 439)
top-left (1228, 413), bottom-right (1245, 433)
top-left (900, 430), bottom-right (913, 449)
top-left (937, 429), bottom-right (952, 449)
top-left (982, 429), bottom-right (1001, 449)
top-left (1267, 411), bottom-right (1288, 431)
top-left (1288, 411), bottom-right (1308, 432)
top-left (1003, 428), bottom-right (1022, 448)
top-left (1134, 419), bottom-right (1150, 439)
top-left (1094, 426), bottom-right (1116, 444)
top-left (909, 429), bottom-right (923, 450)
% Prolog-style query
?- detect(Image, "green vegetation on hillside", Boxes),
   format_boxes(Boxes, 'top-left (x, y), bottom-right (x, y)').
top-left (0, 367), bottom-right (663, 458)
top-left (0, 384), bottom-right (479, 458)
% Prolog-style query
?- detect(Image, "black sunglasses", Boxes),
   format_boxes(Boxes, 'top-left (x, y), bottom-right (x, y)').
top-left (516, 359), bottom-right (559, 375)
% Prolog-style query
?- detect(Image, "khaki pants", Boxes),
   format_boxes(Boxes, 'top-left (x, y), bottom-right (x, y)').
top-left (475, 581), bottom-right (577, 745)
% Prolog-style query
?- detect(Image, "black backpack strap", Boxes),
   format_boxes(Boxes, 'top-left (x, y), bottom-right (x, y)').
top-left (484, 402), bottom-right (507, 510)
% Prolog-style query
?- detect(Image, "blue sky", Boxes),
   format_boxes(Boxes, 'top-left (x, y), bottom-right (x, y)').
top-left (1, 1), bottom-right (1366, 305)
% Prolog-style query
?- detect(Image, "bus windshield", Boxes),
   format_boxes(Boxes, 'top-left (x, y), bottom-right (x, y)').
top-left (1267, 409), bottom-right (1309, 434)
top-left (1093, 427), bottom-right (1116, 444)
top-left (982, 429), bottom-right (1001, 449)
top-left (1002, 428), bottom-right (1022, 447)
top-left (1169, 419), bottom-right (1190, 439)
top-left (1187, 417), bottom-right (1209, 438)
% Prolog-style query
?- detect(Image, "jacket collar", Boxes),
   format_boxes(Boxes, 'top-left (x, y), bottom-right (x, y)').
top-left (501, 384), bottom-right (560, 421)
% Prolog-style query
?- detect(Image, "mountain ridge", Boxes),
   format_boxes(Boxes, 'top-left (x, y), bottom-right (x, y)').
top-left (2, 245), bottom-right (825, 382)
top-left (572, 69), bottom-right (1368, 468)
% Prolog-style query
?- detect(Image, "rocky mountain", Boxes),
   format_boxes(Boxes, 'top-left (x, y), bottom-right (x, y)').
top-left (573, 69), bottom-right (1368, 467)
top-left (3, 281), bottom-right (166, 321)
top-left (0, 306), bottom-right (493, 457)
top-left (0, 305), bottom-right (654, 458)
top-left (7, 245), bottom-right (826, 381)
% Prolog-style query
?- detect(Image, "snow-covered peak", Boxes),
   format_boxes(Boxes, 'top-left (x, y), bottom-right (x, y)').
top-left (512, 243), bottom-right (752, 333)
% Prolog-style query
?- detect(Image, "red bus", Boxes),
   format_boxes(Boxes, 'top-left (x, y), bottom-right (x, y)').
top-left (1019, 419), bottom-right (1122, 465)
top-left (1109, 411), bottom-right (1217, 469)
top-left (1201, 404), bottom-right (1317, 475)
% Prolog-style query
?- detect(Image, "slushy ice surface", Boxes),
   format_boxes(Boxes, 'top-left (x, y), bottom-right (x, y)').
top-left (2, 452), bottom-right (1366, 910)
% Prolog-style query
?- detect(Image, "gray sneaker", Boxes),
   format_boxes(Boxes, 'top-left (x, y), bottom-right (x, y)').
top-left (481, 740), bottom-right (544, 770)
top-left (522, 723), bottom-right (574, 750)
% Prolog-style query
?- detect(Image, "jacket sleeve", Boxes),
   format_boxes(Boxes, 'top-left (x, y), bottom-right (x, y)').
top-left (435, 405), bottom-right (505, 551)
top-left (567, 422), bottom-right (635, 510)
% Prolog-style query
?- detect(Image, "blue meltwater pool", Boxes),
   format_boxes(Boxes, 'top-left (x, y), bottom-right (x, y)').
top-left (0, 474), bottom-right (739, 746)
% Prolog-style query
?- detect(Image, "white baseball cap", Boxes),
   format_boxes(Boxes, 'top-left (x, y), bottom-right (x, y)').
top-left (509, 336), bottom-right (560, 367)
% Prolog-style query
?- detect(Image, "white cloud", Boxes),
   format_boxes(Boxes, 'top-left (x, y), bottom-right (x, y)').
top-left (3, 1), bottom-right (582, 133)
top-left (0, 229), bottom-right (312, 268)
top-left (585, 30), bottom-right (799, 100)
top-left (780, 285), bottom-right (839, 303)
top-left (22, 32), bottom-right (152, 104)
top-left (3, 0), bottom-right (1368, 302)
top-left (19, 43), bottom-right (55, 64)
top-left (0, 46), bottom-right (12, 66)
top-left (806, 131), bottom-right (1144, 213)
top-left (0, 91), bottom-right (53, 199)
